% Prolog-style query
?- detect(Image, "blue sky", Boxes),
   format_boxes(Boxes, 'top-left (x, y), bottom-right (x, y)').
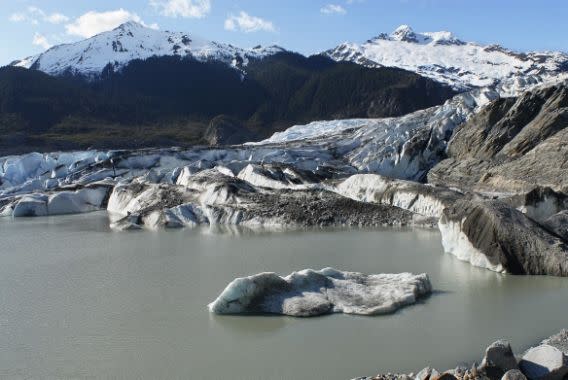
top-left (2, 0), bottom-right (567, 65)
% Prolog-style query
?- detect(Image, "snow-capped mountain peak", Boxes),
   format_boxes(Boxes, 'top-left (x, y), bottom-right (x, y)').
top-left (370, 25), bottom-right (464, 46)
top-left (390, 25), bottom-right (418, 42)
top-left (326, 25), bottom-right (568, 92)
top-left (11, 21), bottom-right (286, 78)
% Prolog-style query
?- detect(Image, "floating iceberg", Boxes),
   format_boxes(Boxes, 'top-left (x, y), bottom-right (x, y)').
top-left (208, 268), bottom-right (431, 317)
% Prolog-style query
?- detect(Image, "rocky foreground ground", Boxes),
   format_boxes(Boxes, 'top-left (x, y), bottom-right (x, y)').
top-left (356, 330), bottom-right (568, 380)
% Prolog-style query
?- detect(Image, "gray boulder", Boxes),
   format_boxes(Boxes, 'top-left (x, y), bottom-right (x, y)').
top-left (501, 370), bottom-right (527, 380)
top-left (415, 367), bottom-right (440, 380)
top-left (481, 340), bottom-right (518, 377)
top-left (519, 345), bottom-right (568, 380)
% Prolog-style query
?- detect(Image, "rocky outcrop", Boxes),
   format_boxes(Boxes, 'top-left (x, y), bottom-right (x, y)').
top-left (439, 199), bottom-right (568, 275)
top-left (429, 85), bottom-right (568, 194)
top-left (204, 115), bottom-right (256, 146)
top-left (208, 268), bottom-right (431, 317)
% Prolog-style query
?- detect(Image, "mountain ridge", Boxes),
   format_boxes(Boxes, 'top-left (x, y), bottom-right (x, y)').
top-left (11, 21), bottom-right (286, 78)
top-left (325, 25), bottom-right (568, 91)
top-left (0, 52), bottom-right (456, 155)
top-left (9, 22), bottom-right (568, 92)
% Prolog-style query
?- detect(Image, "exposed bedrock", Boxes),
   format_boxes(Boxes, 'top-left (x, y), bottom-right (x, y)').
top-left (428, 84), bottom-right (568, 194)
top-left (203, 115), bottom-right (256, 146)
top-left (208, 268), bottom-right (431, 317)
top-left (107, 168), bottom-right (415, 230)
top-left (439, 199), bottom-right (568, 275)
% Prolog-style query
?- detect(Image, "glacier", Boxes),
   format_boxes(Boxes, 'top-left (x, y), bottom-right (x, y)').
top-left (2, 54), bottom-right (568, 275)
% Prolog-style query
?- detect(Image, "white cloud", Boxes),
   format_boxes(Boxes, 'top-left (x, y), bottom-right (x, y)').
top-left (9, 6), bottom-right (69, 25)
top-left (224, 11), bottom-right (275, 33)
top-left (45, 13), bottom-right (69, 24)
top-left (9, 13), bottom-right (26, 22)
top-left (65, 9), bottom-right (158, 38)
top-left (150, 0), bottom-right (211, 18)
top-left (32, 33), bottom-right (51, 50)
top-left (321, 4), bottom-right (347, 15)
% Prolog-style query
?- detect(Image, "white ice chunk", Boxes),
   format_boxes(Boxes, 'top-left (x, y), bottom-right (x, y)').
top-left (208, 268), bottom-right (431, 317)
top-left (47, 187), bottom-right (110, 215)
top-left (12, 194), bottom-right (49, 217)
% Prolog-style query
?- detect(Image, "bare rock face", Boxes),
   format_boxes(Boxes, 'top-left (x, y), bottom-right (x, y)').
top-left (519, 345), bottom-right (568, 380)
top-left (203, 115), bottom-right (256, 146)
top-left (428, 84), bottom-right (568, 194)
top-left (439, 199), bottom-right (568, 275)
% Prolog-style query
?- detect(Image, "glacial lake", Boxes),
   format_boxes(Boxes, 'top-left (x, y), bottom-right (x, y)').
top-left (1, 213), bottom-right (568, 380)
